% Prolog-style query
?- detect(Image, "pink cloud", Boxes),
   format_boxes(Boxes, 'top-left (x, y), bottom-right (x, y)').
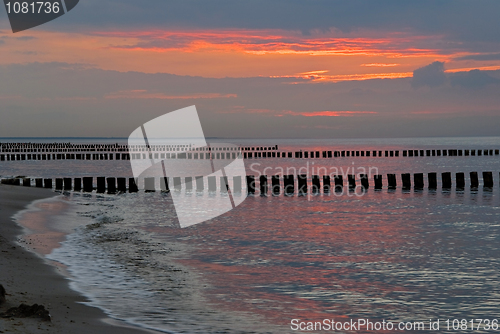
top-left (105, 90), bottom-right (237, 100)
top-left (282, 110), bottom-right (377, 117)
top-left (219, 108), bottom-right (376, 117)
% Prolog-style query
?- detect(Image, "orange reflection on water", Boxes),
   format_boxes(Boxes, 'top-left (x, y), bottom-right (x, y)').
top-left (144, 193), bottom-right (424, 331)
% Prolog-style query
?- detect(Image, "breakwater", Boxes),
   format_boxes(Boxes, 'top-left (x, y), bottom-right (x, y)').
top-left (2, 172), bottom-right (497, 195)
top-left (1, 142), bottom-right (499, 161)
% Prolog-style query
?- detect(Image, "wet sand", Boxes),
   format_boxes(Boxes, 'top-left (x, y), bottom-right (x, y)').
top-left (0, 184), bottom-right (155, 334)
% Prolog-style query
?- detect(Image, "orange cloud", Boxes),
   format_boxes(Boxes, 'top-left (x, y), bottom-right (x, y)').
top-left (361, 63), bottom-right (399, 67)
top-left (2, 28), bottom-right (499, 80)
top-left (272, 71), bottom-right (413, 83)
top-left (99, 29), bottom-right (448, 58)
top-left (444, 65), bottom-right (500, 73)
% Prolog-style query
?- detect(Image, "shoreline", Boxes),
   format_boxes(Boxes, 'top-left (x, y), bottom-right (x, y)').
top-left (0, 184), bottom-right (157, 334)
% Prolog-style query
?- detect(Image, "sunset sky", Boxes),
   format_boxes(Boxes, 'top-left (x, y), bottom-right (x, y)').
top-left (1, 0), bottom-right (500, 138)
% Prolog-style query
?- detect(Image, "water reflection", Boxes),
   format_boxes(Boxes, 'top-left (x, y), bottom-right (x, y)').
top-left (135, 187), bottom-right (500, 332)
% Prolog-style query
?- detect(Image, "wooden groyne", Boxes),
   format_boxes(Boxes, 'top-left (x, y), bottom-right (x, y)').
top-left (2, 172), bottom-right (497, 194)
top-left (1, 143), bottom-right (499, 161)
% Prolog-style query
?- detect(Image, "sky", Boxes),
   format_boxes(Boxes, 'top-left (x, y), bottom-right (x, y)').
top-left (1, 0), bottom-right (500, 138)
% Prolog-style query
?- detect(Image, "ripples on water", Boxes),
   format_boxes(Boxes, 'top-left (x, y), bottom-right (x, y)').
top-left (43, 186), bottom-right (500, 334)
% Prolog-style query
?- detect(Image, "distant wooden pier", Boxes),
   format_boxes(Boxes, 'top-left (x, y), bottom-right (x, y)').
top-left (0, 142), bottom-right (499, 161)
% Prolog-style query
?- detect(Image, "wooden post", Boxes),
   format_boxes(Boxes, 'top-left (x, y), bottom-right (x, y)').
top-left (128, 178), bottom-right (138, 193)
top-left (374, 175), bottom-right (382, 189)
top-left (312, 175), bottom-right (320, 194)
top-left (160, 177), bottom-right (170, 192)
top-left (194, 176), bottom-right (203, 192)
top-left (260, 175), bottom-right (268, 195)
top-left (456, 173), bottom-right (465, 189)
top-left (428, 173), bottom-right (437, 189)
top-left (246, 175), bottom-right (255, 194)
top-left (55, 178), bottom-right (63, 190)
top-left (44, 178), bottom-right (52, 189)
top-left (233, 176), bottom-right (242, 193)
top-left (323, 175), bottom-right (331, 193)
top-left (107, 177), bottom-right (116, 194)
top-left (271, 175), bottom-right (280, 195)
top-left (360, 174), bottom-right (369, 189)
top-left (35, 178), bottom-right (43, 188)
top-left (83, 177), bottom-right (93, 192)
top-left (334, 175), bottom-right (343, 191)
top-left (483, 171), bottom-right (493, 187)
top-left (64, 178), bottom-right (72, 191)
top-left (402, 173), bottom-right (411, 189)
top-left (207, 176), bottom-right (216, 192)
top-left (414, 173), bottom-right (424, 190)
top-left (387, 174), bottom-right (396, 189)
top-left (284, 175), bottom-right (294, 195)
top-left (470, 172), bottom-right (479, 188)
top-left (298, 174), bottom-right (307, 195)
top-left (97, 177), bottom-right (106, 193)
top-left (220, 176), bottom-right (229, 193)
top-left (348, 175), bottom-right (356, 189)
top-left (442, 172), bottom-right (452, 189)
top-left (73, 178), bottom-right (81, 191)
top-left (185, 177), bottom-right (193, 191)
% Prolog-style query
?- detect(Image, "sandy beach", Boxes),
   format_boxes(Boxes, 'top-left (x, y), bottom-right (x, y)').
top-left (0, 184), bottom-right (154, 334)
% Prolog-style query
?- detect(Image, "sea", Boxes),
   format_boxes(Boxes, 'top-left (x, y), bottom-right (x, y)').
top-left (1, 137), bottom-right (500, 334)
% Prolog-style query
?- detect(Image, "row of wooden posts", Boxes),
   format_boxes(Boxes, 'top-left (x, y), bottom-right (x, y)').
top-left (2, 142), bottom-right (499, 158)
top-left (3, 172), bottom-right (497, 194)
top-left (247, 148), bottom-right (500, 159)
top-left (0, 143), bottom-right (278, 153)
top-left (1, 148), bottom-right (500, 162)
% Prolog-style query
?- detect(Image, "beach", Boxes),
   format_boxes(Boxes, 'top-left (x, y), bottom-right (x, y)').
top-left (0, 184), bottom-right (153, 334)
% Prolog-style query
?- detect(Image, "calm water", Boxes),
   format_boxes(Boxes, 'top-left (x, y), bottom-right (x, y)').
top-left (3, 137), bottom-right (500, 333)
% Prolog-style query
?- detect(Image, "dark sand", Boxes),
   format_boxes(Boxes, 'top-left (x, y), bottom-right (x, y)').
top-left (0, 184), bottom-right (156, 333)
